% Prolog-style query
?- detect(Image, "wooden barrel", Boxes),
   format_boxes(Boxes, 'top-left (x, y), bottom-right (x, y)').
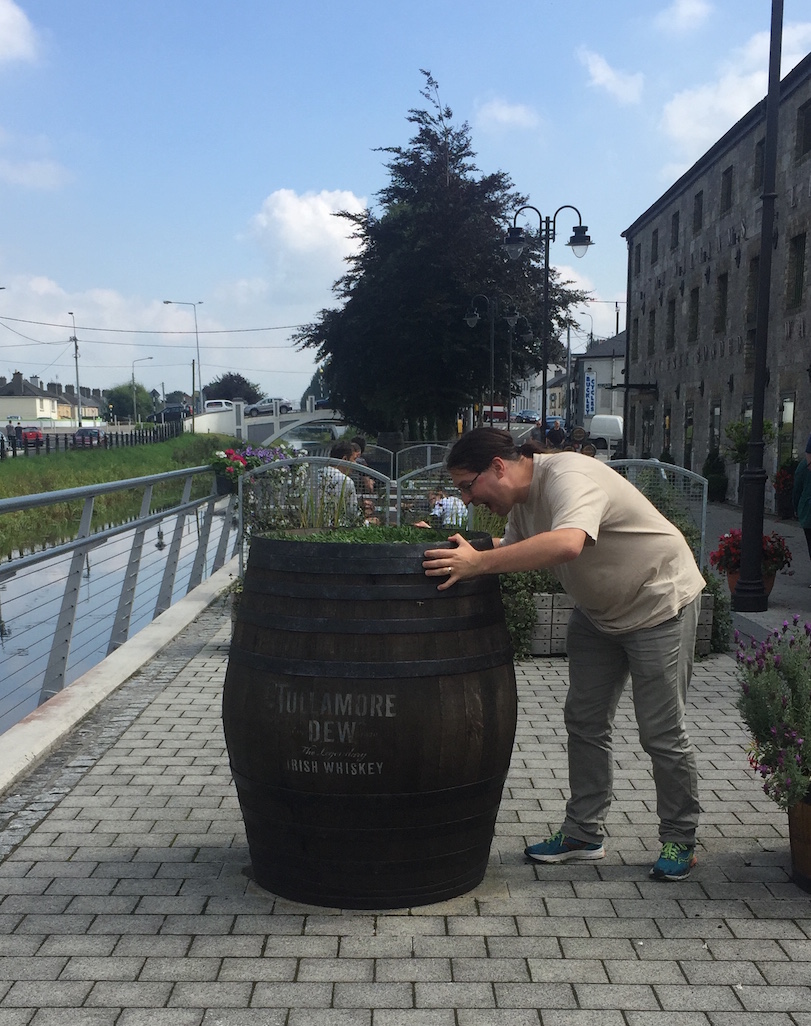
top-left (789, 797), bottom-right (811, 893)
top-left (223, 534), bottom-right (517, 909)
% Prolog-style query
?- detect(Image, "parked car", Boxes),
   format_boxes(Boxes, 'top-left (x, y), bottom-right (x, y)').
top-left (314, 396), bottom-right (334, 410)
top-left (146, 403), bottom-right (192, 422)
top-left (72, 427), bottom-right (106, 447)
top-left (244, 396), bottom-right (294, 417)
top-left (281, 424), bottom-right (341, 452)
top-left (515, 409), bottom-right (541, 423)
top-left (19, 426), bottom-right (43, 447)
top-left (204, 399), bottom-right (234, 412)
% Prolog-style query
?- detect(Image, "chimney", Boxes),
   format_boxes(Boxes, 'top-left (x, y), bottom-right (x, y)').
top-left (92, 388), bottom-right (101, 398)
top-left (47, 381), bottom-right (63, 395)
top-left (12, 371), bottom-right (24, 395)
top-left (65, 384), bottom-right (75, 396)
top-left (0, 376), bottom-right (6, 387)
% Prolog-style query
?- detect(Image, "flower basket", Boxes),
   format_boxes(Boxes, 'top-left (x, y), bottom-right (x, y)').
top-left (709, 529), bottom-right (791, 583)
top-left (215, 472), bottom-right (238, 496)
top-left (735, 616), bottom-right (811, 887)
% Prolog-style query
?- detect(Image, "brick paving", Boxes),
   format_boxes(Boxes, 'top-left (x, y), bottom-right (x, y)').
top-left (1, 600), bottom-right (811, 1025)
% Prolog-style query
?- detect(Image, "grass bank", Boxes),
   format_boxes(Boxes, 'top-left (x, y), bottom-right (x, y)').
top-left (0, 433), bottom-right (236, 558)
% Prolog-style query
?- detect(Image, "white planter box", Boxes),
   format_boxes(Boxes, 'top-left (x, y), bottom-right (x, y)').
top-left (531, 591), bottom-right (715, 658)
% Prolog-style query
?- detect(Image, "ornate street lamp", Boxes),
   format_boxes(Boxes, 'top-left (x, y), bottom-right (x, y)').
top-left (733, 0), bottom-right (783, 613)
top-left (504, 205), bottom-right (593, 426)
top-left (464, 294), bottom-right (519, 426)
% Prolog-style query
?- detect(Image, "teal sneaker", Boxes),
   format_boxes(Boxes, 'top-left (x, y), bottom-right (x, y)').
top-left (649, 842), bottom-right (697, 881)
top-left (524, 830), bottom-right (605, 863)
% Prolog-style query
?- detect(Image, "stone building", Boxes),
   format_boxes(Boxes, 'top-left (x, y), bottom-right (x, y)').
top-left (622, 51), bottom-right (810, 504)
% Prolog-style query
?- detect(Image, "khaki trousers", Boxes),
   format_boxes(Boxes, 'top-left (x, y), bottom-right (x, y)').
top-left (561, 595), bottom-right (702, 847)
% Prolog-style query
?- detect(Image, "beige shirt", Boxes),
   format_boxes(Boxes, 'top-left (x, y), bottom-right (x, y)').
top-left (502, 453), bottom-right (705, 633)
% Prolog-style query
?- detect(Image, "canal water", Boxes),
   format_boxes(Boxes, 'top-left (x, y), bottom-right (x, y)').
top-left (0, 507), bottom-right (238, 736)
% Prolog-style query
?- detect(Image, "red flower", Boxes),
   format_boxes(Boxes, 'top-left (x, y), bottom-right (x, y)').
top-left (710, 528), bottom-right (791, 575)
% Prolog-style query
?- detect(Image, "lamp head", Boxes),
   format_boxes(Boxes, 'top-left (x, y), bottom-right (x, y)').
top-left (464, 310), bottom-right (480, 328)
top-left (503, 226), bottom-right (526, 261)
top-left (566, 225), bottom-right (594, 259)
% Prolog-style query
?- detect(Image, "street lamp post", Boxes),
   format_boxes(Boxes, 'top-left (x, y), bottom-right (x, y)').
top-left (132, 356), bottom-right (153, 425)
top-left (163, 300), bottom-right (203, 412)
top-left (733, 0), bottom-right (783, 613)
top-left (464, 295), bottom-right (518, 427)
top-left (504, 205), bottom-right (593, 428)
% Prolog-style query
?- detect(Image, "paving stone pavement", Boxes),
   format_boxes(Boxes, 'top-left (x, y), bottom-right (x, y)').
top-left (1, 601), bottom-right (811, 1026)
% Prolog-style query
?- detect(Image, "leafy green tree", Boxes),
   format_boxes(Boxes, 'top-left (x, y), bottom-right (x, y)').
top-left (204, 373), bottom-right (262, 404)
top-left (295, 71), bottom-right (586, 438)
top-left (106, 382), bottom-right (152, 423)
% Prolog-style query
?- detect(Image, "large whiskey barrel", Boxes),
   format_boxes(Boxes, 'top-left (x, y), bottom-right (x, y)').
top-left (223, 534), bottom-right (517, 909)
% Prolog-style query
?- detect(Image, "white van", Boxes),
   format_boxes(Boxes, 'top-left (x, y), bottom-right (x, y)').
top-left (204, 399), bottom-right (234, 412)
top-left (588, 415), bottom-right (624, 463)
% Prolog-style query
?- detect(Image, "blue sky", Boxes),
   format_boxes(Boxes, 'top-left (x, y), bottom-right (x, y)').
top-left (1, 0), bottom-right (810, 404)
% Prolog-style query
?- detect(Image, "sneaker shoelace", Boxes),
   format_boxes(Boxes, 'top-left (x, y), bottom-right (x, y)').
top-left (660, 842), bottom-right (687, 861)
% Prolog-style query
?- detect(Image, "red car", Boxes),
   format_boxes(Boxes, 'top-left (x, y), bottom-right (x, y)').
top-left (19, 426), bottom-right (43, 447)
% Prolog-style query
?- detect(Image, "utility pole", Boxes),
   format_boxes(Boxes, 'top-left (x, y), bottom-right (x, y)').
top-left (68, 312), bottom-right (82, 427)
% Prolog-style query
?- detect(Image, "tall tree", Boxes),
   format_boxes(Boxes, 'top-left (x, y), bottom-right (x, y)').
top-left (204, 373), bottom-right (262, 404)
top-left (296, 71), bottom-right (586, 438)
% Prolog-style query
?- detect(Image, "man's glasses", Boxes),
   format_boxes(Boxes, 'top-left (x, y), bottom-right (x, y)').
top-left (457, 471), bottom-right (483, 496)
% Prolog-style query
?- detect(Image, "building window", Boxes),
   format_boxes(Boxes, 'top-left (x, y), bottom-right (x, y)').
top-left (647, 308), bottom-right (656, 356)
top-left (670, 210), bottom-right (680, 250)
top-left (746, 255), bottom-right (759, 324)
top-left (683, 401), bottom-right (694, 471)
top-left (778, 393), bottom-right (795, 469)
top-left (631, 316), bottom-right (639, 362)
top-left (688, 287), bottom-right (700, 343)
top-left (665, 298), bottom-right (676, 350)
top-left (787, 232), bottom-right (806, 308)
top-left (797, 99), bottom-right (811, 160)
top-left (754, 138), bottom-right (765, 189)
top-left (745, 328), bottom-right (756, 372)
top-left (720, 166), bottom-right (734, 213)
top-left (709, 399), bottom-right (721, 452)
top-left (634, 243), bottom-right (641, 276)
top-left (641, 406), bottom-right (655, 459)
top-left (663, 403), bottom-right (672, 454)
top-left (692, 191), bottom-right (703, 233)
top-left (651, 228), bottom-right (659, 266)
top-left (714, 272), bottom-right (729, 335)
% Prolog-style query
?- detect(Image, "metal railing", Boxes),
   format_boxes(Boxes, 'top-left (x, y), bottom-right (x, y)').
top-left (610, 459), bottom-right (708, 566)
top-left (0, 467), bottom-right (238, 728)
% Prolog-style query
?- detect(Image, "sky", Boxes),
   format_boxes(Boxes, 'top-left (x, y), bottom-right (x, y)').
top-left (1, 0), bottom-right (810, 405)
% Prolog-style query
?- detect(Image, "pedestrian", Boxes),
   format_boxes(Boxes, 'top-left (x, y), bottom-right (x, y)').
top-left (428, 487), bottom-right (468, 528)
top-left (422, 427), bottom-right (705, 881)
top-left (529, 418), bottom-right (546, 445)
top-left (316, 440), bottom-right (359, 526)
top-left (545, 418), bottom-right (566, 449)
top-left (793, 455), bottom-right (811, 573)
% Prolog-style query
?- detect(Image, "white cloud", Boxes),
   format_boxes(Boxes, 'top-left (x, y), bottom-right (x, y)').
top-left (0, 156), bottom-right (69, 189)
top-left (249, 188), bottom-right (367, 304)
top-left (654, 0), bottom-right (713, 34)
top-left (659, 22), bottom-right (811, 171)
top-left (0, 0), bottom-right (36, 62)
top-left (577, 48), bottom-right (644, 105)
top-left (474, 99), bottom-right (540, 132)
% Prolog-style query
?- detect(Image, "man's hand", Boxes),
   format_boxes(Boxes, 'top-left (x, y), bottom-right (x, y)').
top-left (422, 534), bottom-right (480, 590)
